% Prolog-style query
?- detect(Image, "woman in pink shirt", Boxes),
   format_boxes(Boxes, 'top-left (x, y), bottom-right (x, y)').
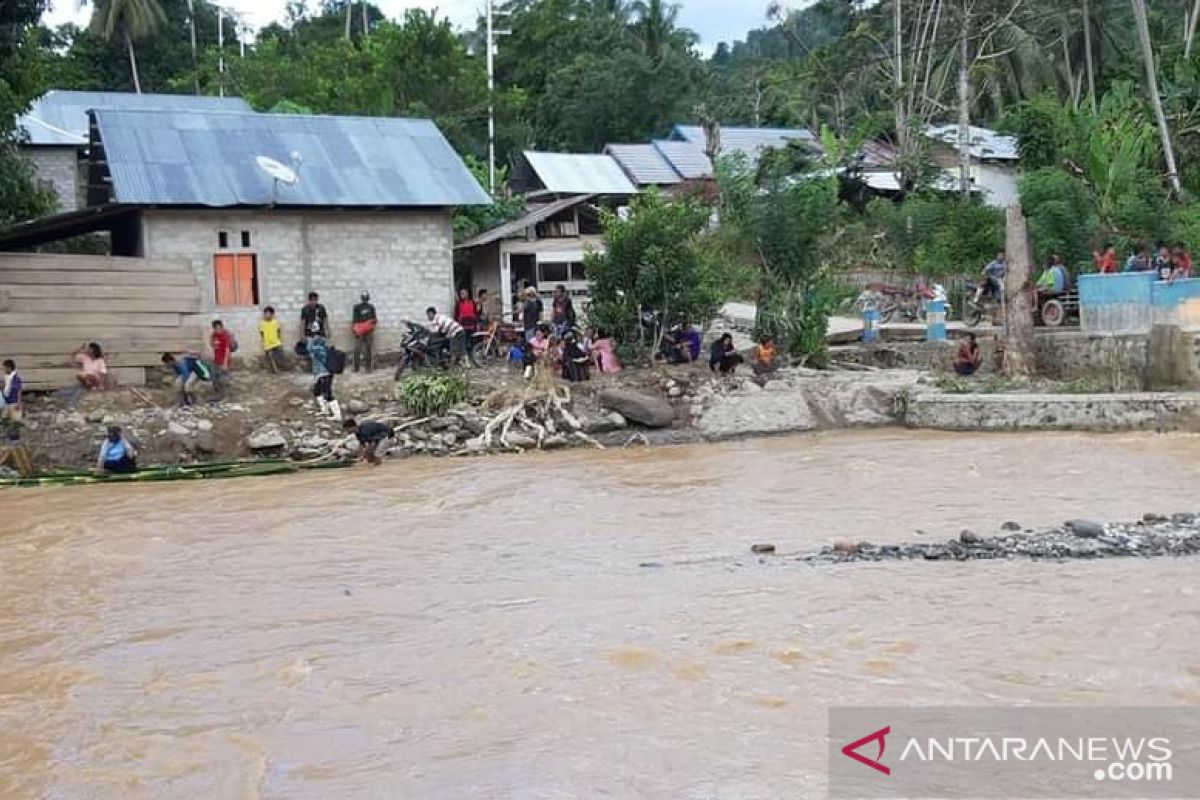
top-left (74, 342), bottom-right (108, 390)
top-left (590, 329), bottom-right (622, 374)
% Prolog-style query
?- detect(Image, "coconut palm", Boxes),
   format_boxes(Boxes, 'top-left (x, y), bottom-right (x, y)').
top-left (90, 0), bottom-right (168, 94)
top-left (632, 0), bottom-right (680, 61)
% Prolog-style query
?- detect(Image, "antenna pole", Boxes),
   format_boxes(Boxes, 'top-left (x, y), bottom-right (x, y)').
top-left (218, 7), bottom-right (225, 97)
top-left (486, 0), bottom-right (496, 195)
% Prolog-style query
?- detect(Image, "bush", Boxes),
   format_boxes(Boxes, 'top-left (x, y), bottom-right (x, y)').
top-left (1019, 168), bottom-right (1098, 267)
top-left (865, 195), bottom-right (1004, 276)
top-left (396, 374), bottom-right (469, 417)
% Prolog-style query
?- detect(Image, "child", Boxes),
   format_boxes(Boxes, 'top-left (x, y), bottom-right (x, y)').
top-left (161, 352), bottom-right (210, 406)
top-left (210, 320), bottom-right (232, 398)
top-left (2, 359), bottom-right (22, 422)
top-left (74, 342), bottom-right (108, 390)
top-left (259, 306), bottom-right (285, 373)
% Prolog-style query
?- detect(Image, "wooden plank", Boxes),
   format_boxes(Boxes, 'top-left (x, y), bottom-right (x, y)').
top-left (0, 271), bottom-right (196, 286)
top-left (0, 284), bottom-right (200, 301)
top-left (0, 335), bottom-right (203, 355)
top-left (11, 353), bottom-right (195, 370)
top-left (0, 253), bottom-right (191, 272)
top-left (0, 312), bottom-right (183, 327)
top-left (9, 297), bottom-right (200, 314)
top-left (21, 367), bottom-right (147, 389)
top-left (0, 326), bottom-right (201, 343)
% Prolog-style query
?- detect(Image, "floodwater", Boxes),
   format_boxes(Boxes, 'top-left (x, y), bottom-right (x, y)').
top-left (3, 429), bottom-right (1200, 799)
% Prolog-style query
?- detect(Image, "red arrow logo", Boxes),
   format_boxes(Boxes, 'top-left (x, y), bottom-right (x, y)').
top-left (841, 726), bottom-right (891, 775)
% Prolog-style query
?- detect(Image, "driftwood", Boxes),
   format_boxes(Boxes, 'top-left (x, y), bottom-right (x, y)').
top-left (481, 384), bottom-right (605, 452)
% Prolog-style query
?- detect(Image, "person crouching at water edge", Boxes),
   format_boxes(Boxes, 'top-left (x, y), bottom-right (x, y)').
top-left (308, 337), bottom-right (342, 421)
top-left (709, 333), bottom-right (743, 375)
top-left (954, 334), bottom-right (982, 376)
top-left (161, 352), bottom-right (212, 406)
top-left (343, 418), bottom-right (394, 465)
top-left (96, 426), bottom-right (138, 474)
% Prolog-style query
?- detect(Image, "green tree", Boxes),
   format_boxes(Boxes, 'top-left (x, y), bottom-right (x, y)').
top-left (90, 0), bottom-right (169, 93)
top-left (0, 0), bottom-right (56, 225)
top-left (584, 191), bottom-right (723, 350)
top-left (1019, 168), bottom-right (1099, 267)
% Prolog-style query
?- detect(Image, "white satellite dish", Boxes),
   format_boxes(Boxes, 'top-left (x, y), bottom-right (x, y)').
top-left (256, 155), bottom-right (299, 186)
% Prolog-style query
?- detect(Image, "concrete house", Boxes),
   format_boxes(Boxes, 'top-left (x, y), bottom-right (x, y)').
top-left (0, 108), bottom-right (489, 368)
top-left (924, 124), bottom-right (1020, 208)
top-left (17, 90), bottom-right (252, 212)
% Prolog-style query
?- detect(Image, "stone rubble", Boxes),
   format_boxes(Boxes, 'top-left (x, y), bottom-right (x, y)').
top-left (801, 515), bottom-right (1200, 564)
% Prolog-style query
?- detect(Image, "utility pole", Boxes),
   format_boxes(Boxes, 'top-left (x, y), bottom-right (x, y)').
top-left (485, 0), bottom-right (511, 195)
top-left (218, 7), bottom-right (225, 97)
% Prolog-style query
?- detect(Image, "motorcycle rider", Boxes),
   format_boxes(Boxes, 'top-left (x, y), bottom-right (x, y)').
top-left (971, 251), bottom-right (1006, 308)
top-left (425, 306), bottom-right (466, 364)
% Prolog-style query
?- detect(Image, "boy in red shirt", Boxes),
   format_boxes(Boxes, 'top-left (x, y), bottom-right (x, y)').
top-left (210, 320), bottom-right (233, 399)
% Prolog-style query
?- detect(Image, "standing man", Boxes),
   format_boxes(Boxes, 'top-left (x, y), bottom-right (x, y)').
top-left (352, 291), bottom-right (378, 373)
top-left (516, 286), bottom-right (543, 342)
top-left (210, 320), bottom-right (232, 398)
top-left (551, 284), bottom-right (577, 337)
top-left (301, 291), bottom-right (329, 341)
top-left (425, 306), bottom-right (466, 363)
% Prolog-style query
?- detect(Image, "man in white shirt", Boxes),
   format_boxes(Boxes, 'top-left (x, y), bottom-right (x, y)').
top-left (425, 306), bottom-right (466, 363)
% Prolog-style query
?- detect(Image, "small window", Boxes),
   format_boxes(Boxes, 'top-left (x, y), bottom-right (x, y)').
top-left (241, 230), bottom-right (252, 248)
top-left (570, 262), bottom-right (587, 281)
top-left (214, 253), bottom-right (259, 306)
top-left (538, 262), bottom-right (569, 283)
top-left (217, 231), bottom-right (229, 249)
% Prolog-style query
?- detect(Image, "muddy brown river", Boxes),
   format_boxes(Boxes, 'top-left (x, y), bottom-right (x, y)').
top-left (3, 430), bottom-right (1200, 799)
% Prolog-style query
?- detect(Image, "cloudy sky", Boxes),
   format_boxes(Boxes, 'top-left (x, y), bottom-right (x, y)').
top-left (45, 1), bottom-right (789, 52)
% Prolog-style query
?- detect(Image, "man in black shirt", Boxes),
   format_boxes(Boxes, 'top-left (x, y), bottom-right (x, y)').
top-left (343, 418), bottom-right (395, 465)
top-left (301, 291), bottom-right (329, 340)
top-left (351, 291), bottom-right (378, 373)
top-left (517, 286), bottom-right (543, 342)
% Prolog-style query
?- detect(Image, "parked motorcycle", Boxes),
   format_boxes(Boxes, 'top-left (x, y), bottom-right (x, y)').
top-left (393, 321), bottom-right (453, 379)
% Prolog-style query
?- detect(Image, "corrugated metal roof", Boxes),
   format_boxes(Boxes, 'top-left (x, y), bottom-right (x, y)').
top-left (925, 124), bottom-right (1019, 161)
top-left (605, 143), bottom-right (682, 185)
top-left (456, 194), bottom-right (593, 250)
top-left (651, 140), bottom-right (713, 180)
top-left (521, 151), bottom-right (637, 195)
top-left (93, 109), bottom-right (491, 207)
top-left (671, 124), bottom-right (818, 161)
top-left (17, 90), bottom-right (252, 146)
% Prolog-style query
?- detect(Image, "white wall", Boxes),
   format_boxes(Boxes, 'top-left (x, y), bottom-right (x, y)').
top-left (975, 163), bottom-right (1019, 209)
top-left (140, 209), bottom-right (455, 354)
top-left (23, 146), bottom-right (81, 212)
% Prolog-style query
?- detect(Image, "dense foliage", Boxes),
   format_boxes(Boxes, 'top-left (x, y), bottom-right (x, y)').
top-left (0, 0), bottom-right (56, 225)
top-left (396, 374), bottom-right (470, 417)
top-left (584, 191), bottom-right (723, 349)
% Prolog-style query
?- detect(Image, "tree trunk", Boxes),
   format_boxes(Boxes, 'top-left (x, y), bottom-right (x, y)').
top-left (187, 0), bottom-right (200, 95)
top-left (1187, 0), bottom-right (1200, 58)
top-left (1002, 203), bottom-right (1036, 377)
top-left (1131, 0), bottom-right (1183, 194)
top-left (126, 33), bottom-right (142, 94)
top-left (362, 1), bottom-right (369, 36)
top-left (345, 0), bottom-right (353, 39)
top-left (1082, 0), bottom-right (1096, 111)
top-left (894, 0), bottom-right (907, 168)
top-left (957, 11), bottom-right (972, 199)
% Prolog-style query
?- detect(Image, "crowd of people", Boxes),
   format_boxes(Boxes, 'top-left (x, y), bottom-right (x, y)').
top-left (1094, 241), bottom-right (1194, 280)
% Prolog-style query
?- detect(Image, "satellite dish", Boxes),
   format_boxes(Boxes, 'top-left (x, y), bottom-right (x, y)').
top-left (256, 155), bottom-right (299, 186)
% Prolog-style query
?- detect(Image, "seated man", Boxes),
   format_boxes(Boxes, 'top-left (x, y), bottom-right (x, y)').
top-left (96, 425), bottom-right (138, 474)
top-left (954, 334), bottom-right (982, 377)
top-left (343, 418), bottom-right (395, 465)
top-left (709, 333), bottom-right (744, 375)
top-left (1036, 255), bottom-right (1069, 296)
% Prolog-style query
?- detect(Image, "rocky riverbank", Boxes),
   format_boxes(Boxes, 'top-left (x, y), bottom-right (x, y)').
top-left (799, 514), bottom-right (1200, 564)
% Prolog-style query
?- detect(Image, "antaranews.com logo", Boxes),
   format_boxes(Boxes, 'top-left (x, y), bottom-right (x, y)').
top-left (829, 707), bottom-right (1200, 799)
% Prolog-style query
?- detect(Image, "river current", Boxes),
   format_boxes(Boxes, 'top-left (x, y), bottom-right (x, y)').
top-left (2, 430), bottom-right (1199, 798)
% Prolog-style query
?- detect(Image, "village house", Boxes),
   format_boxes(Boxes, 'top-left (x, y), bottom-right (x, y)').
top-left (924, 124), bottom-right (1020, 208)
top-left (17, 90), bottom-right (253, 213)
top-left (0, 107), bottom-right (488, 386)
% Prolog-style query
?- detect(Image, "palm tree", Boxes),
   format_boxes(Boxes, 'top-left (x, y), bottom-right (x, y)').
top-left (633, 0), bottom-right (679, 61)
top-left (186, 0), bottom-right (200, 95)
top-left (91, 0), bottom-right (168, 94)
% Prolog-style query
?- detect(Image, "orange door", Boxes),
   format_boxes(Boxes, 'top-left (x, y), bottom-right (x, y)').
top-left (214, 254), bottom-right (237, 306)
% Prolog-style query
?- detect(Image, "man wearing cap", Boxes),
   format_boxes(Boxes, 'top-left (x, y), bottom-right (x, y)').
top-left (351, 291), bottom-right (378, 373)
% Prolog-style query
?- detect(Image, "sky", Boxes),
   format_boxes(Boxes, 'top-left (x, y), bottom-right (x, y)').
top-left (43, 0), bottom-right (795, 53)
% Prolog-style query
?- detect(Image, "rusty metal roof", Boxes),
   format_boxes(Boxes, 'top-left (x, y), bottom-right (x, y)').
top-left (92, 109), bottom-right (491, 208)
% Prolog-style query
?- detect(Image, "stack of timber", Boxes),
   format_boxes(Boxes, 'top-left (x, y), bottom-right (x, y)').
top-left (0, 253), bottom-right (204, 388)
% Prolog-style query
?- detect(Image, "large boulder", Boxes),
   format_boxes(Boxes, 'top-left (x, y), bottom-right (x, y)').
top-left (578, 410), bottom-right (628, 434)
top-left (597, 390), bottom-right (675, 428)
top-left (247, 425), bottom-right (287, 452)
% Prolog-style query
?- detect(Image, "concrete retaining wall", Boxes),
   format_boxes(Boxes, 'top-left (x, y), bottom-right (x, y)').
top-left (905, 392), bottom-right (1200, 431)
top-left (1080, 273), bottom-right (1200, 335)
